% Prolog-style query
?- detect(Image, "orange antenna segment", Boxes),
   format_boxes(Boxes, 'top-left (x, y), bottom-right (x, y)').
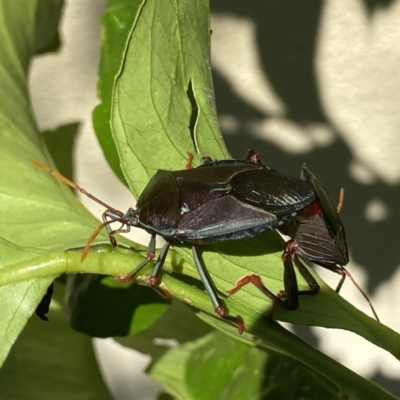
top-left (80, 222), bottom-right (109, 261)
top-left (337, 187), bottom-right (345, 213)
top-left (29, 158), bottom-right (120, 213)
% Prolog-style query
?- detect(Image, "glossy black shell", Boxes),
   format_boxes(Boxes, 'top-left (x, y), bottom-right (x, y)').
top-left (136, 160), bottom-right (315, 244)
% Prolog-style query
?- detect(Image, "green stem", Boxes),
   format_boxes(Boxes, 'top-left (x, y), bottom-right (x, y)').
top-left (0, 249), bottom-right (398, 400)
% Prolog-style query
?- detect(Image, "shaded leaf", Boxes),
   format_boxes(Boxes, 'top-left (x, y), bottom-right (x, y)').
top-left (0, 281), bottom-right (112, 400)
top-left (150, 331), bottom-right (337, 400)
top-left (33, 0), bottom-right (63, 54)
top-left (151, 328), bottom-right (396, 400)
top-left (42, 122), bottom-right (80, 180)
top-left (66, 273), bottom-right (169, 337)
top-left (117, 298), bottom-right (213, 363)
top-left (92, 0), bottom-right (145, 184)
top-left (184, 332), bottom-right (337, 400)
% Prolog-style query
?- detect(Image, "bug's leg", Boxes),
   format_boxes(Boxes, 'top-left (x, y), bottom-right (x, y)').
top-left (228, 274), bottom-right (297, 311)
top-left (334, 266), bottom-right (380, 322)
top-left (275, 240), bottom-right (323, 309)
top-left (186, 152), bottom-right (194, 169)
top-left (81, 215), bottom-right (132, 261)
top-left (200, 156), bottom-right (213, 165)
top-left (280, 246), bottom-right (300, 309)
top-left (102, 209), bottom-right (125, 247)
top-left (113, 234), bottom-right (157, 283)
top-left (228, 239), bottom-right (302, 313)
top-left (292, 256), bottom-right (320, 296)
top-left (148, 242), bottom-right (171, 298)
top-left (243, 149), bottom-right (262, 164)
top-left (187, 152), bottom-right (214, 168)
top-left (192, 245), bottom-right (245, 333)
top-left (333, 267), bottom-right (347, 293)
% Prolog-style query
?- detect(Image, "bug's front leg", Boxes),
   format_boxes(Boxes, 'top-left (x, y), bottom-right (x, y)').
top-left (102, 209), bottom-right (126, 247)
top-left (113, 235), bottom-right (170, 298)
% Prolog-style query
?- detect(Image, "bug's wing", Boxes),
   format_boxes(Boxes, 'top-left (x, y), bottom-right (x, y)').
top-left (229, 168), bottom-right (316, 215)
top-left (176, 176), bottom-right (231, 211)
top-left (300, 164), bottom-right (349, 262)
top-left (175, 195), bottom-right (282, 242)
top-left (289, 215), bottom-right (348, 268)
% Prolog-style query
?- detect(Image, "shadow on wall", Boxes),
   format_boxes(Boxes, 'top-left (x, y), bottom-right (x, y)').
top-left (211, 0), bottom-right (400, 396)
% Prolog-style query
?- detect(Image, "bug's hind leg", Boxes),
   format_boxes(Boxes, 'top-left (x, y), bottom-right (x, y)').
top-left (228, 239), bottom-right (318, 315)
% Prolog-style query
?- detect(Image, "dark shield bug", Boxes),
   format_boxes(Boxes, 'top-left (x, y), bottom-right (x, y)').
top-left (30, 155), bottom-right (318, 332)
top-left (229, 152), bottom-right (379, 321)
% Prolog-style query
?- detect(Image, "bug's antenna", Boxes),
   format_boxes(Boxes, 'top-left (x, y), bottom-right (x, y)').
top-left (31, 158), bottom-right (130, 262)
top-left (336, 268), bottom-right (380, 322)
top-left (29, 158), bottom-right (121, 214)
top-left (332, 189), bottom-right (378, 320)
top-left (337, 187), bottom-right (345, 213)
top-left (80, 218), bottom-right (124, 261)
top-left (346, 269), bottom-right (380, 322)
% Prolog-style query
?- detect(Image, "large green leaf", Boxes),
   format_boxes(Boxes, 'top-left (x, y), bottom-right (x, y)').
top-left (108, 0), bottom-right (400, 357)
top-left (92, 0), bottom-right (145, 184)
top-left (0, 281), bottom-right (112, 399)
top-left (66, 273), bottom-right (169, 337)
top-left (150, 331), bottom-right (394, 400)
top-left (0, 240), bottom-right (398, 399)
top-left (111, 0), bottom-right (228, 199)
top-left (117, 298), bottom-right (213, 363)
top-left (0, 0), bottom-right (90, 365)
top-left (0, 0), bottom-right (165, 366)
top-left (103, 0), bottom-right (400, 397)
top-left (0, 0), bottom-right (399, 398)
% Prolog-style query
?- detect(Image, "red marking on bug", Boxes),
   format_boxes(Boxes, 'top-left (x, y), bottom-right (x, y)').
top-left (300, 199), bottom-right (321, 218)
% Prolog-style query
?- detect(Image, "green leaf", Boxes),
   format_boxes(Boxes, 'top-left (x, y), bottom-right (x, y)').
top-left (0, 239), bottom-right (51, 365)
top-left (0, 1), bottom-right (399, 398)
top-left (33, 0), bottom-right (63, 54)
top-left (0, 243), bottom-right (396, 399)
top-left (117, 298), bottom-right (213, 363)
top-left (0, 0), bottom-right (76, 365)
top-left (66, 273), bottom-right (169, 337)
top-left (112, 0), bottom-right (228, 199)
top-left (151, 330), bottom-right (395, 400)
top-left (0, 0), bottom-right (155, 368)
top-left (42, 123), bottom-right (80, 179)
top-left (184, 332), bottom-right (335, 400)
top-left (92, 0), bottom-right (145, 184)
top-left (0, 281), bottom-right (112, 400)
top-left (107, 0), bottom-right (400, 362)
